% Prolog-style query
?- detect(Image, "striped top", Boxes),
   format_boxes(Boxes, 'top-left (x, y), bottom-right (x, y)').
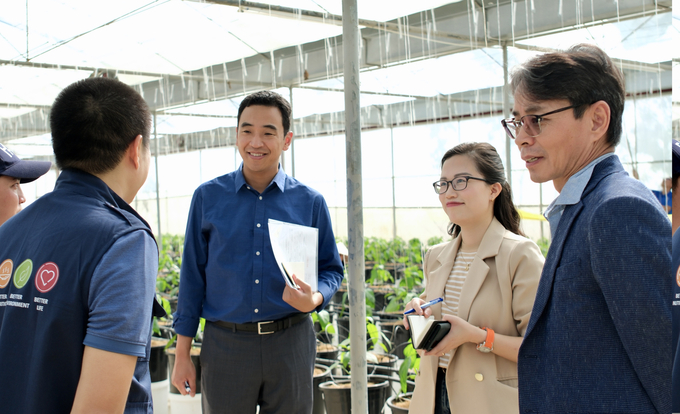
top-left (438, 250), bottom-right (476, 370)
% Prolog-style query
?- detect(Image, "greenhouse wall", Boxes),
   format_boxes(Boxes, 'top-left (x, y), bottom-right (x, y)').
top-left (133, 93), bottom-right (670, 245)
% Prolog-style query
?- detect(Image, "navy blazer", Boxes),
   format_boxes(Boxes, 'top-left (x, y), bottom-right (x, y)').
top-left (518, 156), bottom-right (671, 414)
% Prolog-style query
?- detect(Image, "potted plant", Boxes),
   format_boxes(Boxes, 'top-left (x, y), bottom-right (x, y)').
top-left (313, 363), bottom-right (332, 414)
top-left (314, 310), bottom-right (340, 364)
top-left (318, 376), bottom-right (390, 414)
top-left (386, 342), bottom-right (419, 412)
top-left (149, 336), bottom-right (170, 414)
top-left (313, 310), bottom-right (335, 344)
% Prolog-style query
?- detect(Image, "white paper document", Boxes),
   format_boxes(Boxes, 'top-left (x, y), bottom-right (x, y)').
top-left (268, 219), bottom-right (319, 291)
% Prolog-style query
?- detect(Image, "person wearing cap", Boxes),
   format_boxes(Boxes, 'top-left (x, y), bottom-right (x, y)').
top-left (0, 77), bottom-right (164, 414)
top-left (0, 143), bottom-right (51, 226)
top-left (505, 44), bottom-right (670, 413)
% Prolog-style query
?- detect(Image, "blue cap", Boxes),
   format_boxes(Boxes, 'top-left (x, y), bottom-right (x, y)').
top-left (674, 140), bottom-right (680, 176)
top-left (0, 143), bottom-right (52, 183)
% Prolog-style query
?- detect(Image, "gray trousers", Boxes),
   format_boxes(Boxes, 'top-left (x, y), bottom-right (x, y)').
top-left (200, 317), bottom-right (315, 414)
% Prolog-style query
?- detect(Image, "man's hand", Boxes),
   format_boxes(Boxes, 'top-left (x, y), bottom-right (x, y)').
top-left (171, 335), bottom-right (197, 397)
top-left (282, 274), bottom-right (323, 313)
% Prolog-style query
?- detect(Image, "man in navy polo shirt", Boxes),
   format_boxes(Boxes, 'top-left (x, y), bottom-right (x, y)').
top-left (0, 77), bottom-right (163, 413)
top-left (171, 90), bottom-right (343, 413)
top-left (0, 143), bottom-right (51, 226)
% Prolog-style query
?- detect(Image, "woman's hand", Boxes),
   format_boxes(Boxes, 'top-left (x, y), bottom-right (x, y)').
top-left (402, 298), bottom-right (433, 330)
top-left (422, 314), bottom-right (486, 357)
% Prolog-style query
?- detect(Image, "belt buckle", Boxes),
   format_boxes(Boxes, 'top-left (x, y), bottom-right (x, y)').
top-left (257, 321), bottom-right (275, 335)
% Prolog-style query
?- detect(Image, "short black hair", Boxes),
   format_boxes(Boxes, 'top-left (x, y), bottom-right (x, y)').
top-left (511, 43), bottom-right (625, 148)
top-left (50, 77), bottom-right (151, 174)
top-left (237, 90), bottom-right (292, 136)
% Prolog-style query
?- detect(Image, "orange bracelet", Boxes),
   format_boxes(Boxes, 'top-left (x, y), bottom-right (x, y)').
top-left (476, 327), bottom-right (495, 353)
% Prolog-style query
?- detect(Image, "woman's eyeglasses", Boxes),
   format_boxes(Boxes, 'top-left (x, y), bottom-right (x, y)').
top-left (433, 176), bottom-right (491, 194)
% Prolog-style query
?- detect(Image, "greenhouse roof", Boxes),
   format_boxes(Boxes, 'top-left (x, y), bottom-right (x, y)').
top-left (0, 0), bottom-right (676, 159)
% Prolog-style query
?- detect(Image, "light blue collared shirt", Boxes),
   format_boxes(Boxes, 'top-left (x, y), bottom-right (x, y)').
top-left (544, 153), bottom-right (617, 239)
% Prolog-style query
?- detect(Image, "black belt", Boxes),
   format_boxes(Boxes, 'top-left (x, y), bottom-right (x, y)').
top-left (211, 313), bottom-right (309, 335)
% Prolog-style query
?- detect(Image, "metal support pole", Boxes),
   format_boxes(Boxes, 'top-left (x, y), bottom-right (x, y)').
top-left (342, 0), bottom-right (368, 413)
top-left (391, 127), bottom-right (397, 239)
top-left (153, 112), bottom-right (162, 239)
top-left (288, 85), bottom-right (294, 177)
top-left (502, 44), bottom-right (512, 187)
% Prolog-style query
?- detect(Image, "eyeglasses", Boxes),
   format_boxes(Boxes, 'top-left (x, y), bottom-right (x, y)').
top-left (501, 104), bottom-right (580, 139)
top-left (433, 176), bottom-right (491, 194)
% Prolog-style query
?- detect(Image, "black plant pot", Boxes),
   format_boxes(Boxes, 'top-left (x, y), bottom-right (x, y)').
top-left (166, 347), bottom-right (202, 394)
top-left (150, 337), bottom-right (169, 382)
top-left (313, 363), bottom-right (332, 414)
top-left (367, 352), bottom-right (398, 378)
top-left (386, 392), bottom-right (413, 414)
top-left (314, 322), bottom-right (333, 344)
top-left (316, 342), bottom-right (340, 363)
top-left (380, 320), bottom-right (410, 360)
top-left (319, 376), bottom-right (389, 414)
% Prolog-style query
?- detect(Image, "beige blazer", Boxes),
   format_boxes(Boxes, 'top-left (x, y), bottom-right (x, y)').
top-left (409, 217), bottom-right (544, 414)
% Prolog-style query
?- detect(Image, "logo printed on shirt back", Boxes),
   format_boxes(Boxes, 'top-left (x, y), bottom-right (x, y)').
top-left (677, 265), bottom-right (680, 288)
top-left (35, 262), bottom-right (59, 293)
top-left (13, 259), bottom-right (33, 289)
top-left (0, 259), bottom-right (14, 289)
top-left (0, 259), bottom-right (12, 289)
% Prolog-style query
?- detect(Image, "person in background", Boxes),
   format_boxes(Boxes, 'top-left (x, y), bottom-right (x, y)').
top-left (672, 138), bottom-right (680, 413)
top-left (0, 76), bottom-right (164, 413)
top-left (505, 43), bottom-right (670, 413)
top-left (673, 140), bottom-right (680, 234)
top-left (0, 142), bottom-right (51, 226)
top-left (651, 176), bottom-right (672, 214)
top-left (404, 142), bottom-right (544, 414)
top-left (171, 90), bottom-right (343, 414)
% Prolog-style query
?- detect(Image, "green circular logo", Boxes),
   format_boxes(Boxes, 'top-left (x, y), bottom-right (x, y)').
top-left (13, 259), bottom-right (33, 289)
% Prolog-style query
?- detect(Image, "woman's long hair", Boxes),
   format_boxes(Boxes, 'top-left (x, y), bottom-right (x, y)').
top-left (441, 142), bottom-right (524, 238)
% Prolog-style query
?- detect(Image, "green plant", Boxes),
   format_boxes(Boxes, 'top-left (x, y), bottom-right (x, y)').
top-left (156, 235), bottom-right (184, 297)
top-left (536, 237), bottom-right (550, 258)
top-left (384, 284), bottom-right (419, 313)
top-left (337, 317), bottom-right (391, 373)
top-left (399, 341), bottom-right (420, 394)
top-left (311, 310), bottom-right (336, 338)
top-left (152, 295), bottom-right (173, 336)
top-left (427, 236), bottom-right (444, 247)
top-left (367, 264), bottom-right (394, 285)
top-left (163, 317), bottom-right (205, 350)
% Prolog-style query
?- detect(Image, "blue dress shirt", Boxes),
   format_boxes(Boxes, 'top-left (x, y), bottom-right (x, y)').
top-left (173, 165), bottom-right (344, 338)
top-left (543, 152), bottom-right (616, 239)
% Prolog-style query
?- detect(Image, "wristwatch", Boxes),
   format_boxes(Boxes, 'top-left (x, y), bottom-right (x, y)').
top-left (476, 327), bottom-right (495, 353)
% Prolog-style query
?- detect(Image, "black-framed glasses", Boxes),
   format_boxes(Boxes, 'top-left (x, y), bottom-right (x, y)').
top-left (433, 176), bottom-right (491, 194)
top-left (501, 104), bottom-right (580, 139)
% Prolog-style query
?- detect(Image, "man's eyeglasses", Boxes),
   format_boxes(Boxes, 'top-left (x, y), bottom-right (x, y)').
top-left (501, 104), bottom-right (579, 139)
top-left (433, 176), bottom-right (491, 194)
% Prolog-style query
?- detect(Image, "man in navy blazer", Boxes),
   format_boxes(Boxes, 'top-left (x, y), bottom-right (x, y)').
top-left (502, 44), bottom-right (671, 413)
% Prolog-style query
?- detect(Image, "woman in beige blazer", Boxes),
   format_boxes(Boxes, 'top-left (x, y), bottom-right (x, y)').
top-left (404, 142), bottom-right (544, 414)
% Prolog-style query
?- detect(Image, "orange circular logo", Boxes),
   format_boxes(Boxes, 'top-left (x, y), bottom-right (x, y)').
top-left (0, 259), bottom-right (12, 289)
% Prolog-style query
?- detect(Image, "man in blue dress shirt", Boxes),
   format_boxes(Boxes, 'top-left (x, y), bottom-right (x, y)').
top-left (171, 90), bottom-right (344, 413)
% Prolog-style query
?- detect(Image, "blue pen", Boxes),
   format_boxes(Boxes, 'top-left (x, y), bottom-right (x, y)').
top-left (403, 297), bottom-right (443, 315)
top-left (184, 381), bottom-right (191, 393)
